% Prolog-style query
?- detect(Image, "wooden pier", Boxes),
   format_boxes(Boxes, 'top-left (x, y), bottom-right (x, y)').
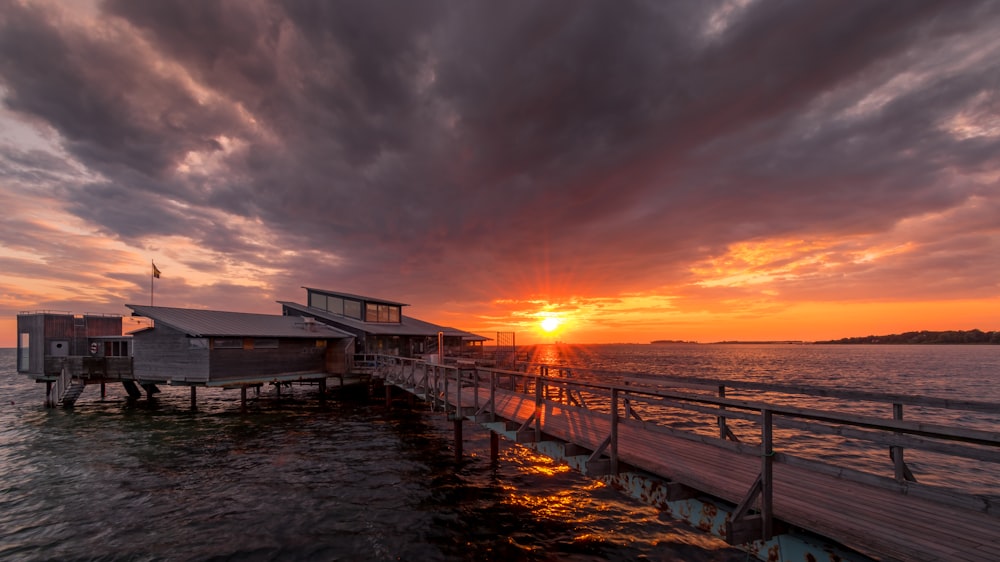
top-left (373, 356), bottom-right (1000, 562)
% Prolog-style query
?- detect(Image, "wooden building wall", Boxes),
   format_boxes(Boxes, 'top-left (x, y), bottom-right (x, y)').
top-left (16, 314), bottom-right (45, 375)
top-left (325, 338), bottom-right (354, 375)
top-left (132, 325), bottom-right (210, 383)
top-left (207, 339), bottom-right (329, 382)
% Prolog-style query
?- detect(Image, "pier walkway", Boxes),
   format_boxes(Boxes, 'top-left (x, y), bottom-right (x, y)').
top-left (373, 356), bottom-right (1000, 562)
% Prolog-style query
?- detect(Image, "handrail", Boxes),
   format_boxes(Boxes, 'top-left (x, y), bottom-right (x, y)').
top-left (371, 353), bottom-right (999, 474)
top-left (517, 361), bottom-right (1000, 413)
top-left (372, 353), bottom-right (1000, 547)
top-left (47, 365), bottom-right (72, 407)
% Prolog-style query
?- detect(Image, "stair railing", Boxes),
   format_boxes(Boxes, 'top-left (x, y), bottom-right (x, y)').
top-left (47, 365), bottom-right (72, 407)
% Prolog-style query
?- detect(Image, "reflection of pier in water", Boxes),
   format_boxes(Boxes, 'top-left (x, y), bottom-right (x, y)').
top-left (374, 355), bottom-right (1000, 562)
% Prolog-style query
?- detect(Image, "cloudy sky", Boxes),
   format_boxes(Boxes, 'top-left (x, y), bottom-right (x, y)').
top-left (1, 0), bottom-right (998, 345)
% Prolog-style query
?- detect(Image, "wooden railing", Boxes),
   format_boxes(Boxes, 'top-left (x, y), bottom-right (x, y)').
top-left (372, 354), bottom-right (1000, 542)
top-left (46, 366), bottom-right (72, 407)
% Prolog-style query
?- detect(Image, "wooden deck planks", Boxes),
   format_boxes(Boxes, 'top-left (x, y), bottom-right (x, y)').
top-left (442, 383), bottom-right (999, 560)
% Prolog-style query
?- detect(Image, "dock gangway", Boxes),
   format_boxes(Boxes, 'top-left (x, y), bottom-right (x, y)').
top-left (372, 355), bottom-right (1000, 562)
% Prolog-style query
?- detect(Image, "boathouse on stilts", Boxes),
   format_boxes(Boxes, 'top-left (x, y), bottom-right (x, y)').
top-left (16, 305), bottom-right (357, 409)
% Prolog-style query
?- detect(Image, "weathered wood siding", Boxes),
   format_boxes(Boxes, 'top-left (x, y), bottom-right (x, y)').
top-left (207, 339), bottom-right (328, 382)
top-left (325, 339), bottom-right (354, 375)
top-left (84, 316), bottom-right (122, 337)
top-left (16, 314), bottom-right (45, 375)
top-left (17, 313), bottom-right (125, 376)
top-left (132, 325), bottom-right (210, 383)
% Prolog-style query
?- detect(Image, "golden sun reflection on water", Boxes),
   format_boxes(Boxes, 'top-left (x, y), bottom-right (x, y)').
top-left (498, 441), bottom-right (746, 559)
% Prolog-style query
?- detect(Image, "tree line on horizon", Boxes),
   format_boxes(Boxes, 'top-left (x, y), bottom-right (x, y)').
top-left (816, 329), bottom-right (1000, 345)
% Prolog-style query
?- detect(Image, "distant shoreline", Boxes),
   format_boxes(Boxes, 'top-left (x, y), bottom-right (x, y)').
top-left (648, 329), bottom-right (1000, 345)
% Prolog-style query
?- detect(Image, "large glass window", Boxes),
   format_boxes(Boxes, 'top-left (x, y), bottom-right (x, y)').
top-left (310, 292), bottom-right (328, 310)
top-left (362, 303), bottom-right (403, 323)
top-left (344, 299), bottom-right (362, 319)
top-left (18, 332), bottom-right (29, 371)
top-left (327, 297), bottom-right (344, 315)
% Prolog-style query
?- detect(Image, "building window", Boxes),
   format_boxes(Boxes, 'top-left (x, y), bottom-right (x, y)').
top-left (254, 338), bottom-right (279, 349)
top-left (102, 340), bottom-right (131, 357)
top-left (327, 297), bottom-right (344, 315)
top-left (363, 303), bottom-right (402, 323)
top-left (344, 299), bottom-right (362, 319)
top-left (213, 338), bottom-right (242, 349)
top-left (18, 332), bottom-right (29, 371)
top-left (310, 292), bottom-right (328, 310)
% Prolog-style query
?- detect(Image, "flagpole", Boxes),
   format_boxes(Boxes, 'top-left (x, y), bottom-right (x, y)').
top-left (150, 260), bottom-right (154, 306)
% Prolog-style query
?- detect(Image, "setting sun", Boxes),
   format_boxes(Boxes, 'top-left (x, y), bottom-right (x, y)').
top-left (540, 317), bottom-right (561, 333)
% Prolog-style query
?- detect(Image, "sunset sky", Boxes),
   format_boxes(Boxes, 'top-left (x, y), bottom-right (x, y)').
top-left (1, 0), bottom-right (998, 347)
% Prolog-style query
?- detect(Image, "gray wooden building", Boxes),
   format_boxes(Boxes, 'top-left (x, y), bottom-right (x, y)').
top-left (279, 288), bottom-right (488, 359)
top-left (126, 305), bottom-right (355, 386)
top-left (16, 311), bottom-right (132, 380)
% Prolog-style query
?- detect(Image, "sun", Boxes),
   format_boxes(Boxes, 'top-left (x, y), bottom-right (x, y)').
top-left (540, 317), bottom-right (561, 333)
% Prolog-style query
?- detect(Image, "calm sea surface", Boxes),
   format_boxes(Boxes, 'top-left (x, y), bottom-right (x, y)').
top-left (2, 344), bottom-right (998, 561)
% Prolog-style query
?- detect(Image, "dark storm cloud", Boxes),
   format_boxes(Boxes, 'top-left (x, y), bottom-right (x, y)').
top-left (1, 0), bottom-right (998, 307)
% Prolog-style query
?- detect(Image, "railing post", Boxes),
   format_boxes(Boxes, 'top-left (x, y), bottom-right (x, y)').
top-left (455, 366), bottom-right (462, 416)
top-left (892, 403), bottom-right (904, 480)
top-left (761, 409), bottom-right (774, 540)
top-left (473, 367), bottom-right (480, 410)
top-left (490, 370), bottom-right (497, 422)
top-left (611, 387), bottom-right (619, 474)
top-left (890, 403), bottom-right (916, 482)
top-left (441, 366), bottom-right (448, 413)
top-left (534, 374), bottom-right (543, 441)
top-left (718, 384), bottom-right (728, 440)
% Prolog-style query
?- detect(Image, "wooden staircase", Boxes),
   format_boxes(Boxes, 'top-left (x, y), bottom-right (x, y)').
top-left (46, 367), bottom-right (86, 407)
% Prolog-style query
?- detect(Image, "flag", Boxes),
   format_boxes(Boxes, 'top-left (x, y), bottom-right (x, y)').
top-left (152, 262), bottom-right (161, 279)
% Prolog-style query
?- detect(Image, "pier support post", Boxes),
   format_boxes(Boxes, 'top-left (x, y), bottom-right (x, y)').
top-left (241, 386), bottom-right (247, 412)
top-left (490, 430), bottom-right (499, 465)
top-left (318, 378), bottom-right (326, 405)
top-left (45, 381), bottom-right (53, 408)
top-left (190, 386), bottom-right (197, 410)
top-left (454, 419), bottom-right (463, 461)
top-left (101, 382), bottom-right (106, 399)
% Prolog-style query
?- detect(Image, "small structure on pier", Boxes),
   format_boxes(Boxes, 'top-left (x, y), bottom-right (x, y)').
top-left (126, 305), bottom-right (355, 387)
top-left (16, 292), bottom-right (490, 407)
top-left (279, 287), bottom-right (488, 359)
top-left (17, 311), bottom-right (131, 379)
top-left (16, 311), bottom-right (133, 406)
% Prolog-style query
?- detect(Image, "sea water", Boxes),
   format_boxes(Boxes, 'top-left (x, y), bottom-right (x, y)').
top-left (1, 344), bottom-right (998, 561)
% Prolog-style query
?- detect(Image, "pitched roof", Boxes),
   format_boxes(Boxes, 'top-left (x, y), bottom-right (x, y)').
top-left (125, 305), bottom-right (353, 339)
top-left (278, 301), bottom-right (489, 341)
top-left (303, 287), bottom-right (409, 307)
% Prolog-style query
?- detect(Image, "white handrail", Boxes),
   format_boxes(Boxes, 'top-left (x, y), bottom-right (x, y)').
top-left (47, 365), bottom-right (72, 407)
